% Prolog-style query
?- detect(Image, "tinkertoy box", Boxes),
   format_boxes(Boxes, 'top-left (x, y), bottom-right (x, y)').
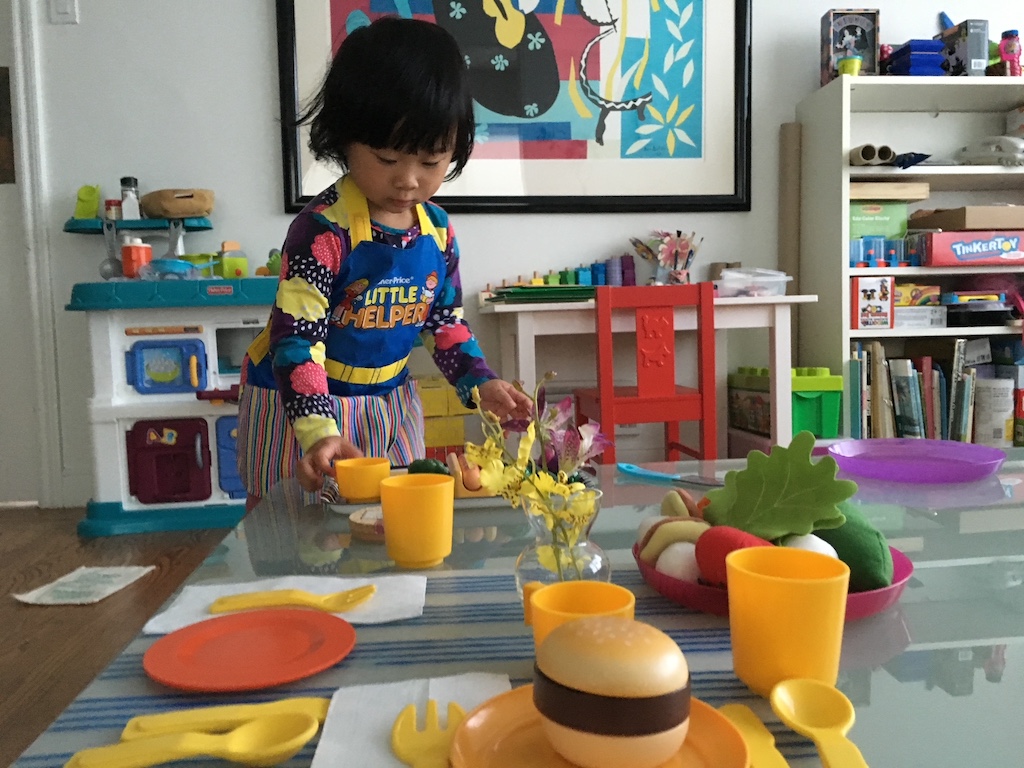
top-left (851, 276), bottom-right (894, 329)
top-left (907, 231), bottom-right (1024, 267)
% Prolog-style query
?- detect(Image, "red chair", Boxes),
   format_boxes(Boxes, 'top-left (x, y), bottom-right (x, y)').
top-left (573, 283), bottom-right (717, 464)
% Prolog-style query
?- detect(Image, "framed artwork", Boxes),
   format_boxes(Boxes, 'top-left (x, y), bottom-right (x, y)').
top-left (0, 67), bottom-right (14, 184)
top-left (276, 0), bottom-right (751, 213)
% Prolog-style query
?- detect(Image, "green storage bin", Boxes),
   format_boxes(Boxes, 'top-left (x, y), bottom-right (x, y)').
top-left (728, 367), bottom-right (843, 439)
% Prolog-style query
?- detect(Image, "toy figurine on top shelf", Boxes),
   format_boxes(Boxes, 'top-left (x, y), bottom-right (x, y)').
top-left (999, 30), bottom-right (1021, 76)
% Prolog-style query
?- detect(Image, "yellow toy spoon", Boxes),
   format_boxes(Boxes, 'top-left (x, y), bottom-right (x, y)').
top-left (770, 679), bottom-right (868, 768)
top-left (64, 712), bottom-right (318, 768)
top-left (209, 583), bottom-right (376, 614)
top-left (120, 696), bottom-right (330, 739)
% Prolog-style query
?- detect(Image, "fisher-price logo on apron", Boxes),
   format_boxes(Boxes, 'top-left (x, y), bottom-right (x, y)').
top-left (950, 236), bottom-right (1024, 262)
top-left (206, 285), bottom-right (235, 296)
top-left (330, 272), bottom-right (437, 330)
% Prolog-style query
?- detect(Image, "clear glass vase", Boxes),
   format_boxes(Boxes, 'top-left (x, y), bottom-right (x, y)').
top-left (513, 488), bottom-right (611, 597)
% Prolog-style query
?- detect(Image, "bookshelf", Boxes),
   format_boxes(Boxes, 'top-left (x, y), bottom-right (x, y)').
top-left (795, 76), bottom-right (1024, 438)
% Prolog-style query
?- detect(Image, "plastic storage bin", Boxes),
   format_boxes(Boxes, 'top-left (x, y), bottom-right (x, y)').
top-left (716, 268), bottom-right (793, 297)
top-left (728, 367), bottom-right (843, 438)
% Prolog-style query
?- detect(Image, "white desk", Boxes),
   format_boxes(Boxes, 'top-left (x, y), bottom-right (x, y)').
top-left (479, 294), bottom-right (818, 449)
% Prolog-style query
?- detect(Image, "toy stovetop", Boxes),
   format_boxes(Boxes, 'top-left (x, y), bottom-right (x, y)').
top-left (66, 278), bottom-right (278, 311)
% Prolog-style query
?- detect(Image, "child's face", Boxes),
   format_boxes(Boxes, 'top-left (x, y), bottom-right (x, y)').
top-left (346, 142), bottom-right (454, 227)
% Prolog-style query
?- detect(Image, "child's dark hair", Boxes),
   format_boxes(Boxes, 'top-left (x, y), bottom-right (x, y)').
top-left (302, 17), bottom-right (475, 181)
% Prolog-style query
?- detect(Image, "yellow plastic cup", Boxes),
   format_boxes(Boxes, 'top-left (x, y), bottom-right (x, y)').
top-left (380, 474), bottom-right (455, 569)
top-left (334, 457), bottom-right (391, 503)
top-left (727, 547), bottom-right (850, 697)
top-left (523, 581), bottom-right (635, 650)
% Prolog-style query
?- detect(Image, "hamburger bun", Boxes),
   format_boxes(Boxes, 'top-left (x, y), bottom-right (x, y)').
top-left (534, 616), bottom-right (691, 768)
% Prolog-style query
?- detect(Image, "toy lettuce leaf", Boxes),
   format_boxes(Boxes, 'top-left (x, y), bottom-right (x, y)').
top-left (703, 431), bottom-right (856, 541)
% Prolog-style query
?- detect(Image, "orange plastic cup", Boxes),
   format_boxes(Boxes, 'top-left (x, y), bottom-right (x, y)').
top-left (523, 581), bottom-right (635, 650)
top-left (380, 474), bottom-right (455, 569)
top-left (334, 457), bottom-right (391, 503)
top-left (727, 547), bottom-right (850, 697)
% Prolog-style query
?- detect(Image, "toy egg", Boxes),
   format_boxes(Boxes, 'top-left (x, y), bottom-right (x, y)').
top-left (533, 616), bottom-right (691, 768)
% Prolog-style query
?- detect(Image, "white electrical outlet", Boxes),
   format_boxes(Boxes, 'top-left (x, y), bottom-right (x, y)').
top-left (48, 0), bottom-right (80, 25)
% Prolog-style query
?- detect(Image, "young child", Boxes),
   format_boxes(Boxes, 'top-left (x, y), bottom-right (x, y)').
top-left (238, 16), bottom-right (531, 503)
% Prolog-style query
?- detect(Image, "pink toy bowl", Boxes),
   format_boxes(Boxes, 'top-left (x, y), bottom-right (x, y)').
top-left (633, 543), bottom-right (913, 622)
top-left (828, 439), bottom-right (1005, 484)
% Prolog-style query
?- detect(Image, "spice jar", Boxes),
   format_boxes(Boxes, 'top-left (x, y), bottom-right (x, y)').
top-left (120, 176), bottom-right (142, 219)
top-left (104, 198), bottom-right (122, 220)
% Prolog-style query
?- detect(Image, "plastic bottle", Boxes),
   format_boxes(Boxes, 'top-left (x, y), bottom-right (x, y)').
top-left (121, 236), bottom-right (153, 279)
top-left (120, 176), bottom-right (142, 220)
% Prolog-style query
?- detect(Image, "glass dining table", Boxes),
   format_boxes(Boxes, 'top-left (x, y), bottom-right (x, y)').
top-left (14, 452), bottom-right (1024, 767)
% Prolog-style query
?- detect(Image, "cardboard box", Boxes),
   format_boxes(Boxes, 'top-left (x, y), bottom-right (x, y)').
top-left (895, 306), bottom-right (947, 328)
top-left (851, 276), bottom-right (894, 329)
top-left (908, 230), bottom-right (1024, 267)
top-left (849, 201), bottom-right (908, 239)
top-left (893, 283), bottom-right (940, 306)
top-left (849, 182), bottom-right (930, 201)
top-left (933, 19), bottom-right (989, 76)
top-left (908, 206), bottom-right (1024, 231)
top-left (821, 9), bottom-right (881, 86)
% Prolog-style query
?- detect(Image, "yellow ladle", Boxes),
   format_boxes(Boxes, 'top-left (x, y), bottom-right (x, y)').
top-left (64, 712), bottom-right (318, 768)
top-left (770, 679), bottom-right (868, 768)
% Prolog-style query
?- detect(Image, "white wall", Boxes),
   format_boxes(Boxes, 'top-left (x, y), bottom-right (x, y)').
top-left (0, 0), bottom-right (37, 502)
top-left (6, 1), bottom-right (1020, 506)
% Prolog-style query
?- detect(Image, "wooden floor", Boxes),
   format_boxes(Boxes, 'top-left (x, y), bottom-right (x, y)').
top-left (0, 505), bottom-right (228, 767)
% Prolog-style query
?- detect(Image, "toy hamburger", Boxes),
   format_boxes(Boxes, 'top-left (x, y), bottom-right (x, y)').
top-left (533, 616), bottom-right (691, 768)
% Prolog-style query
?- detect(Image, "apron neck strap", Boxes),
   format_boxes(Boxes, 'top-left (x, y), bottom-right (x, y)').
top-left (339, 176), bottom-right (442, 249)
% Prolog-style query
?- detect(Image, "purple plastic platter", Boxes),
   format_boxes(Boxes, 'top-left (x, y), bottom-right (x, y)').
top-left (827, 439), bottom-right (1006, 484)
top-left (634, 544), bottom-right (914, 622)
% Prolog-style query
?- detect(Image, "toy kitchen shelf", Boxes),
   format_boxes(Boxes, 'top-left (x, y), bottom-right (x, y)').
top-left (67, 278), bottom-right (276, 537)
top-left (63, 216), bottom-right (213, 234)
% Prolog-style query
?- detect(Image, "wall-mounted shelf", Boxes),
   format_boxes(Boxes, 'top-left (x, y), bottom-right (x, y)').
top-left (63, 217), bottom-right (213, 234)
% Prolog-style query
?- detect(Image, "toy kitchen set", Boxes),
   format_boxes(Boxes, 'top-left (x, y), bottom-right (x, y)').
top-left (65, 195), bottom-right (277, 536)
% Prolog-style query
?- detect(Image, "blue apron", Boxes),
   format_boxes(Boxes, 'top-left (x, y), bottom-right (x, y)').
top-left (247, 177), bottom-right (447, 396)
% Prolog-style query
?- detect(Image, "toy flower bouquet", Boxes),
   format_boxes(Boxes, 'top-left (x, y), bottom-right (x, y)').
top-left (464, 374), bottom-right (612, 590)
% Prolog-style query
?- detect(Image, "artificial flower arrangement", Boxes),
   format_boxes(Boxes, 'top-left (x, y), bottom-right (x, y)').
top-left (630, 229), bottom-right (703, 285)
top-left (464, 373), bottom-right (612, 583)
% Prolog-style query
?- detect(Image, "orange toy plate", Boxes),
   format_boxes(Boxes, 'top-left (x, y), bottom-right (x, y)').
top-left (143, 608), bottom-right (356, 692)
top-left (450, 685), bottom-right (748, 768)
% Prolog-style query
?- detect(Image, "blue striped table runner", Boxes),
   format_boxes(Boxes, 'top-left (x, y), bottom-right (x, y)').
top-left (14, 569), bottom-right (819, 766)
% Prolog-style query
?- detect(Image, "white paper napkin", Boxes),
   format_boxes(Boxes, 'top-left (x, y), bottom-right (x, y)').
top-left (13, 566), bottom-right (155, 605)
top-left (311, 672), bottom-right (511, 768)
top-left (142, 574), bottom-right (427, 634)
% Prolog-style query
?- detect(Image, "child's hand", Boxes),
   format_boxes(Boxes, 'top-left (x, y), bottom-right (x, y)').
top-left (477, 379), bottom-right (533, 421)
top-left (297, 436), bottom-right (363, 492)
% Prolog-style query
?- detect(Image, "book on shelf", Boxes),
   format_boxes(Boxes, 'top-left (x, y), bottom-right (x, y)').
top-left (848, 353), bottom-right (862, 440)
top-left (910, 355), bottom-right (936, 439)
top-left (888, 359), bottom-right (926, 439)
top-left (972, 376), bottom-right (1015, 448)
top-left (870, 341), bottom-right (897, 439)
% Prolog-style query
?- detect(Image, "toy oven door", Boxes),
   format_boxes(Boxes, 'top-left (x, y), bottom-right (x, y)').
top-left (125, 339), bottom-right (208, 395)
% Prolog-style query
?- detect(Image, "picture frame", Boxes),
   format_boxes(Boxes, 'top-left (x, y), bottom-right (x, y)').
top-left (276, 0), bottom-right (751, 214)
top-left (820, 9), bottom-right (881, 85)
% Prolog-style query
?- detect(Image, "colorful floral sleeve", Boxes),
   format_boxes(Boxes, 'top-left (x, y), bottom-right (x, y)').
top-left (420, 220), bottom-right (498, 406)
top-left (270, 207), bottom-right (346, 452)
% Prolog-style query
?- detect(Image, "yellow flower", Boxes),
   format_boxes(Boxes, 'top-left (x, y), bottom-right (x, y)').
top-left (515, 423), bottom-right (536, 470)
top-left (464, 437), bottom-right (503, 468)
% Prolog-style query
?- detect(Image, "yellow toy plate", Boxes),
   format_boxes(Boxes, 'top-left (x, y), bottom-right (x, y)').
top-left (449, 685), bottom-right (749, 768)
